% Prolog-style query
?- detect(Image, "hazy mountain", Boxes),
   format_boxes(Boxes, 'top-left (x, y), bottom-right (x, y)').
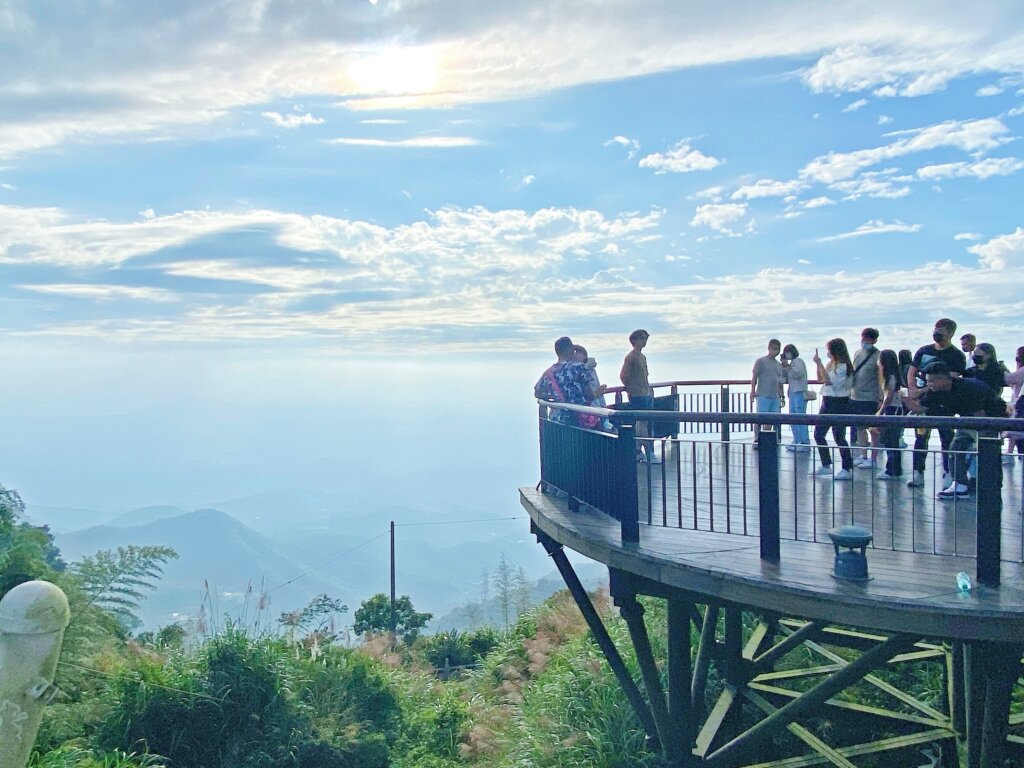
top-left (106, 505), bottom-right (187, 527)
top-left (54, 508), bottom-right (347, 630)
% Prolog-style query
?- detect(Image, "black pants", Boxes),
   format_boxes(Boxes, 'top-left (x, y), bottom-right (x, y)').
top-left (815, 396), bottom-right (852, 469)
top-left (848, 398), bottom-right (879, 445)
top-left (912, 427), bottom-right (954, 473)
top-left (880, 405), bottom-right (903, 476)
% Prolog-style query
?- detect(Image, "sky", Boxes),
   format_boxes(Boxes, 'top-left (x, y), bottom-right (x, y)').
top-left (1, 1), bottom-right (1023, 512)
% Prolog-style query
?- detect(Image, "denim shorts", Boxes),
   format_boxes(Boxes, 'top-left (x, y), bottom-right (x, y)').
top-left (629, 394), bottom-right (655, 409)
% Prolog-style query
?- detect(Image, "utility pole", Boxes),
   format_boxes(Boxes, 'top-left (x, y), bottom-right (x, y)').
top-left (389, 520), bottom-right (396, 638)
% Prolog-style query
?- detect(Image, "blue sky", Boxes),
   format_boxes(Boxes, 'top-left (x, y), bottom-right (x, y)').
top-left (1, 1), bottom-right (1023, 509)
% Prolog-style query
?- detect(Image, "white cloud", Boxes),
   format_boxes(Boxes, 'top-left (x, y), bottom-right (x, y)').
top-left (954, 232), bottom-right (982, 241)
top-left (261, 111), bottom-right (325, 129)
top-left (968, 227), bottom-right (1024, 269)
top-left (689, 203), bottom-right (749, 235)
top-left (829, 172), bottom-right (911, 200)
top-left (638, 141), bottom-right (722, 174)
top-left (0, 182), bottom-right (16, 191)
top-left (797, 258), bottom-right (812, 265)
top-left (843, 98), bottom-right (868, 112)
top-left (878, 115), bottom-right (893, 125)
top-left (817, 219), bottom-right (922, 242)
top-left (520, 174), bottom-right (535, 186)
top-left (801, 196), bottom-right (835, 208)
top-left (359, 119), bottom-right (407, 125)
top-left (329, 136), bottom-right (482, 148)
top-left (731, 179), bottom-right (805, 200)
top-left (2, 4), bottom-right (1023, 158)
top-left (800, 117), bottom-right (1010, 183)
top-left (916, 157), bottom-right (1024, 180)
top-left (1009, 105), bottom-right (1024, 117)
top-left (977, 84), bottom-right (1004, 97)
top-left (693, 186), bottom-right (725, 201)
top-left (18, 284), bottom-right (178, 302)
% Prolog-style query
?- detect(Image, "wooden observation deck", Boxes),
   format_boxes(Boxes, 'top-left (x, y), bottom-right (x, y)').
top-left (521, 386), bottom-right (1024, 768)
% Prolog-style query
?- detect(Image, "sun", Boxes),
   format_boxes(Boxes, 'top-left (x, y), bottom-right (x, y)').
top-left (349, 46), bottom-right (440, 95)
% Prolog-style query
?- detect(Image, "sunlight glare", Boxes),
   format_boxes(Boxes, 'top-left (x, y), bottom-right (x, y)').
top-left (349, 47), bottom-right (439, 95)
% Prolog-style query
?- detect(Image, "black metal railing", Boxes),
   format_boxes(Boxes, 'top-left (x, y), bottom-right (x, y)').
top-left (537, 401), bottom-right (1024, 588)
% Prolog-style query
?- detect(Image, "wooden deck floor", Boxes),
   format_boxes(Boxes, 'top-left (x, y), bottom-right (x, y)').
top-left (637, 439), bottom-right (1024, 560)
top-left (521, 483), bottom-right (1024, 642)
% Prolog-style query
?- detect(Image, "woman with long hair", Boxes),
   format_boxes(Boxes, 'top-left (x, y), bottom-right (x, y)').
top-left (874, 349), bottom-right (904, 480)
top-left (812, 338), bottom-right (854, 479)
top-left (781, 343), bottom-right (810, 451)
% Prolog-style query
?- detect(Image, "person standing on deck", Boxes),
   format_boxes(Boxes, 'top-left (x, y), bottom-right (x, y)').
top-left (905, 318), bottom-right (967, 488)
top-left (620, 329), bottom-right (659, 463)
top-left (1003, 346), bottom-right (1024, 463)
top-left (874, 349), bottom-right (905, 480)
top-left (964, 343), bottom-right (1006, 395)
top-left (751, 339), bottom-right (785, 415)
top-left (812, 338), bottom-right (855, 480)
top-left (961, 333), bottom-right (977, 368)
top-left (534, 336), bottom-right (595, 426)
top-left (781, 344), bottom-right (810, 452)
top-left (850, 328), bottom-right (882, 469)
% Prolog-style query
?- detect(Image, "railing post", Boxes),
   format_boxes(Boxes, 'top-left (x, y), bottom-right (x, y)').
top-left (976, 431), bottom-right (1002, 587)
top-left (720, 385), bottom-right (730, 443)
top-left (615, 421), bottom-right (640, 543)
top-left (0, 580), bottom-right (70, 768)
top-left (757, 427), bottom-right (780, 562)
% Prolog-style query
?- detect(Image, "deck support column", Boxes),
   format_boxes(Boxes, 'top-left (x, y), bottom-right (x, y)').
top-left (963, 640), bottom-right (1022, 768)
top-left (533, 529), bottom-right (659, 745)
top-left (668, 596), bottom-right (697, 767)
top-left (691, 604), bottom-right (719, 717)
top-left (618, 590), bottom-right (679, 761)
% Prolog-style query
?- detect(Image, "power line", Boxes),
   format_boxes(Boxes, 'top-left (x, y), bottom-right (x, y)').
top-left (58, 660), bottom-right (223, 702)
top-left (395, 515), bottom-right (526, 528)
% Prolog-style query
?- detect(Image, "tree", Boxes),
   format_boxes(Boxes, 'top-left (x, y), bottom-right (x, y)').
top-left (71, 545), bottom-right (178, 632)
top-left (513, 564), bottom-right (533, 618)
top-left (279, 593), bottom-right (348, 654)
top-left (0, 483), bottom-right (65, 596)
top-left (492, 554), bottom-right (513, 629)
top-left (353, 593), bottom-right (432, 644)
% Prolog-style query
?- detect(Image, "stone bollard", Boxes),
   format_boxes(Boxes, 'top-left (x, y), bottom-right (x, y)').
top-left (0, 580), bottom-right (70, 768)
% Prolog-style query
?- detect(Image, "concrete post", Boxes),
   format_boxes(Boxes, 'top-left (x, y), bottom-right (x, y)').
top-left (0, 580), bottom-right (70, 768)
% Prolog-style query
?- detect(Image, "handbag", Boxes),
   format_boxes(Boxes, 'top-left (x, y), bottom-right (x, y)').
top-left (805, 389), bottom-right (818, 401)
top-left (545, 367), bottom-right (601, 429)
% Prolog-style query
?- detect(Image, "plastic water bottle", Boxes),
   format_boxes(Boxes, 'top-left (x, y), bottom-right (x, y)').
top-left (956, 572), bottom-right (972, 592)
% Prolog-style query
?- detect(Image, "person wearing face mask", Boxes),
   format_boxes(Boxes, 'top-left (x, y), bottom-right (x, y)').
top-left (904, 318), bottom-right (967, 488)
top-left (849, 328), bottom-right (882, 469)
top-left (963, 343), bottom-right (1006, 394)
top-left (1003, 346), bottom-right (1024, 463)
top-left (781, 344), bottom-right (810, 451)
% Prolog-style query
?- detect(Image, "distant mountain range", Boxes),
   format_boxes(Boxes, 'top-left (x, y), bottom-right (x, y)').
top-left (43, 493), bottom-right (590, 634)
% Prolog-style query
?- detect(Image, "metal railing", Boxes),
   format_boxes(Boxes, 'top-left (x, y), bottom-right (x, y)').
top-left (537, 401), bottom-right (1024, 587)
top-left (604, 380), bottom-right (821, 436)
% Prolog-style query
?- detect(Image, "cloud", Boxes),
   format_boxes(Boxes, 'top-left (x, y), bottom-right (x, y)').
top-left (731, 179), bottom-right (805, 200)
top-left (968, 227), bottom-right (1024, 269)
top-left (689, 203), bottom-right (749, 235)
top-left (878, 115), bottom-right (893, 125)
top-left (817, 219), bottom-right (922, 242)
top-left (916, 157), bottom-right (1024, 180)
top-left (261, 111), bottom-right (325, 129)
top-left (359, 119), bottom-right (408, 125)
top-left (801, 196), bottom-right (835, 208)
top-left (1009, 105), bottom-right (1024, 117)
top-left (18, 284), bottom-right (178, 302)
top-left (843, 98), bottom-right (868, 112)
top-left (693, 186), bottom-right (725, 201)
top-left (328, 136), bottom-right (482, 148)
top-left (639, 141), bottom-right (721, 174)
top-left (800, 117), bottom-right (1010, 183)
top-left (829, 172), bottom-right (911, 200)
top-left (977, 84), bottom-right (1004, 97)
top-left (3, 4), bottom-right (1024, 158)
top-left (0, 183), bottom-right (16, 191)
top-left (520, 174), bottom-right (535, 186)
top-left (954, 232), bottom-right (982, 241)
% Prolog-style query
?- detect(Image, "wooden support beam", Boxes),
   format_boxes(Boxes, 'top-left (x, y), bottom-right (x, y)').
top-left (695, 687), bottom-right (738, 758)
top-left (620, 593), bottom-right (678, 760)
top-left (705, 633), bottom-right (918, 768)
top-left (668, 596), bottom-right (696, 766)
top-left (534, 530), bottom-right (659, 743)
top-left (744, 688), bottom-right (858, 768)
top-left (748, 682), bottom-right (951, 729)
top-left (979, 643), bottom-right (1023, 768)
top-left (750, 620), bottom-right (822, 674)
top-left (692, 604), bottom-right (720, 715)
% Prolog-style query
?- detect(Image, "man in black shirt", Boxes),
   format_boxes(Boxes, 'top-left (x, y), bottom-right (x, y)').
top-left (907, 362), bottom-right (1007, 498)
top-left (905, 318), bottom-right (967, 487)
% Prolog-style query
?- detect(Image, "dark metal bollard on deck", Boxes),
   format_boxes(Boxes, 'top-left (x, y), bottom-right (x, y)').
top-left (720, 384), bottom-right (730, 443)
top-left (975, 432), bottom-right (1003, 587)
top-left (757, 427), bottom-right (780, 561)
top-left (828, 526), bottom-right (873, 581)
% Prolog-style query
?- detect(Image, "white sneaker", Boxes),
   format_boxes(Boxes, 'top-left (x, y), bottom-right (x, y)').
top-left (907, 471), bottom-right (925, 488)
top-left (877, 471), bottom-right (898, 481)
top-left (834, 469), bottom-right (853, 481)
top-left (813, 465), bottom-right (833, 476)
top-left (854, 457), bottom-right (871, 469)
top-left (648, 453), bottom-right (662, 464)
